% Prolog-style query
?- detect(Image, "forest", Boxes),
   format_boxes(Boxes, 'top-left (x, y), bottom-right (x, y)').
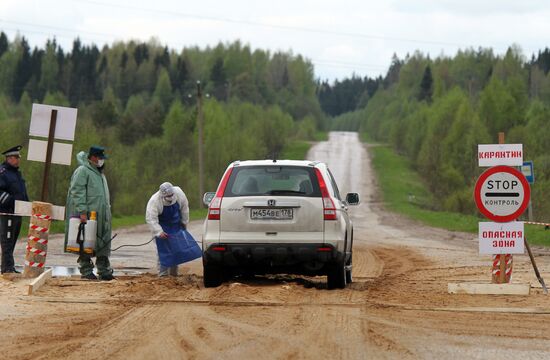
top-left (331, 46), bottom-right (550, 221)
top-left (0, 32), bottom-right (325, 214)
top-left (2, 29), bottom-right (550, 222)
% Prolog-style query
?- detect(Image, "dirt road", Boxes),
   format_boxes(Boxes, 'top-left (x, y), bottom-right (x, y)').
top-left (2, 131), bottom-right (550, 359)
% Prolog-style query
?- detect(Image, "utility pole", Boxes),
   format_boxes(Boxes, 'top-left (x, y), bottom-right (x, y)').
top-left (196, 80), bottom-right (205, 208)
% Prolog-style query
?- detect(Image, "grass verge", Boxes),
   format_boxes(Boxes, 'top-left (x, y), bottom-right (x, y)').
top-left (110, 209), bottom-right (208, 228)
top-left (314, 131), bottom-right (329, 141)
top-left (280, 132), bottom-right (327, 160)
top-left (370, 144), bottom-right (479, 233)
top-left (369, 143), bottom-right (550, 246)
top-left (280, 141), bottom-right (311, 160)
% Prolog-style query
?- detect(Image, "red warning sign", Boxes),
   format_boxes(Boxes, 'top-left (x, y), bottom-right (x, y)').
top-left (474, 166), bottom-right (530, 223)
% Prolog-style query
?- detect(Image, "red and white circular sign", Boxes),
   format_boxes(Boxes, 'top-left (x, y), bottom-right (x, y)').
top-left (474, 166), bottom-right (530, 222)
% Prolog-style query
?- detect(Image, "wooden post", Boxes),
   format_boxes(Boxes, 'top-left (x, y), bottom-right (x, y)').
top-left (196, 81), bottom-right (205, 208)
top-left (27, 268), bottom-right (53, 295)
top-left (498, 132), bottom-right (505, 145)
top-left (492, 132), bottom-right (513, 284)
top-left (23, 201), bottom-right (52, 278)
top-left (524, 237), bottom-right (548, 294)
top-left (41, 109), bottom-right (58, 202)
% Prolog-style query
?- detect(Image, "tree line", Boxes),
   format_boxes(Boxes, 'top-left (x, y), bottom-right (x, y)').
top-left (0, 32), bottom-right (325, 214)
top-left (332, 46), bottom-right (550, 221)
top-left (317, 75), bottom-right (381, 117)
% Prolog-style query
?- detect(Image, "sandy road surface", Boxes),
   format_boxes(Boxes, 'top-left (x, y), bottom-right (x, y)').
top-left (2, 131), bottom-right (550, 359)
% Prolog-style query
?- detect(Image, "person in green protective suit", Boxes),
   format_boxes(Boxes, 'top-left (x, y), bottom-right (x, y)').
top-left (64, 146), bottom-right (114, 280)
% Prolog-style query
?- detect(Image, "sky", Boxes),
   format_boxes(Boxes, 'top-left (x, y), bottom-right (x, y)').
top-left (1, 0), bottom-right (550, 81)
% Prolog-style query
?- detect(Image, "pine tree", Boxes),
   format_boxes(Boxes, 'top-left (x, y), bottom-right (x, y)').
top-left (210, 57), bottom-right (227, 100)
top-left (154, 46), bottom-right (170, 69)
top-left (133, 43), bottom-right (149, 66)
top-left (419, 65), bottom-right (433, 103)
top-left (384, 54), bottom-right (402, 88)
top-left (39, 40), bottom-right (59, 99)
top-left (0, 32), bottom-right (8, 58)
top-left (172, 57), bottom-right (188, 92)
top-left (153, 68), bottom-right (173, 111)
top-left (13, 37), bottom-right (32, 101)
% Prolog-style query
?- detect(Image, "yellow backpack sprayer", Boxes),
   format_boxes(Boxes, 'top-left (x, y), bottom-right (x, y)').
top-left (66, 211), bottom-right (97, 255)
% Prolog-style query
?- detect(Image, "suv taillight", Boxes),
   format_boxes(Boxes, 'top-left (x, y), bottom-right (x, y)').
top-left (208, 167), bottom-right (234, 220)
top-left (315, 168), bottom-right (337, 220)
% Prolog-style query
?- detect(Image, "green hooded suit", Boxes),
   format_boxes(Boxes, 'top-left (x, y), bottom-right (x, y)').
top-left (65, 151), bottom-right (113, 275)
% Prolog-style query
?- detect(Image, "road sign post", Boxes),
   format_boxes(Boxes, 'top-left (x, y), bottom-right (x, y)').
top-left (474, 165), bottom-right (530, 284)
top-left (477, 135), bottom-right (528, 284)
top-left (196, 81), bottom-right (205, 209)
top-left (461, 140), bottom-right (545, 294)
top-left (521, 161), bottom-right (535, 221)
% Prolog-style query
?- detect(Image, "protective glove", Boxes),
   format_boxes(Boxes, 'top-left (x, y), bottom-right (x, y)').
top-left (181, 223), bottom-right (187, 231)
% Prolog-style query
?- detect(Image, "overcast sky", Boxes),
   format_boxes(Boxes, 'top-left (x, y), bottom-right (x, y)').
top-left (1, 0), bottom-right (550, 81)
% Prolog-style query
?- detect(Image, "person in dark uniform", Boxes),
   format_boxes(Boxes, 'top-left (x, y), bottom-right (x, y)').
top-left (0, 145), bottom-right (29, 274)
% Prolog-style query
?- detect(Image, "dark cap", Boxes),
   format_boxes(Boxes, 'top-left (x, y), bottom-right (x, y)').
top-left (2, 145), bottom-right (22, 157)
top-left (88, 145), bottom-right (108, 159)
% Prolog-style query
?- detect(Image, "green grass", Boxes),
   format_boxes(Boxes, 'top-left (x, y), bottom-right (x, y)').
top-left (370, 145), bottom-right (479, 233)
top-left (279, 132), bottom-right (327, 160)
top-left (369, 143), bottom-right (550, 246)
top-left (525, 226), bottom-right (550, 247)
top-left (110, 208), bottom-right (208, 228)
top-left (280, 140), bottom-right (312, 160)
top-left (313, 131), bottom-right (329, 141)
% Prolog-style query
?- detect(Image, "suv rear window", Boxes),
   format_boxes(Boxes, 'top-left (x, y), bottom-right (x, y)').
top-left (224, 166), bottom-right (321, 197)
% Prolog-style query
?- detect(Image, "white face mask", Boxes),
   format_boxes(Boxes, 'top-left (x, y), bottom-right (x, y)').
top-left (162, 195), bottom-right (174, 206)
top-left (97, 159), bottom-right (105, 167)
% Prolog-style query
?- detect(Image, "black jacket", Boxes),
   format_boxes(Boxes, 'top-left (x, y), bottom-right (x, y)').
top-left (0, 162), bottom-right (29, 213)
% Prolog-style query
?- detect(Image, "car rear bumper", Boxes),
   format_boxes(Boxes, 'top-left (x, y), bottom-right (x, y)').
top-left (203, 243), bottom-right (343, 267)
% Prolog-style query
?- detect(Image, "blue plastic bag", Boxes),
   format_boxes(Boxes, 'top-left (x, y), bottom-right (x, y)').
top-left (155, 229), bottom-right (202, 268)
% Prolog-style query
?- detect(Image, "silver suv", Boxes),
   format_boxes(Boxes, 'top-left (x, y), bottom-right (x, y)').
top-left (202, 160), bottom-right (359, 289)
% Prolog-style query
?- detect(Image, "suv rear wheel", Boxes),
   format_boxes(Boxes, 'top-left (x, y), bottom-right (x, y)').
top-left (327, 260), bottom-right (346, 289)
top-left (203, 263), bottom-right (223, 288)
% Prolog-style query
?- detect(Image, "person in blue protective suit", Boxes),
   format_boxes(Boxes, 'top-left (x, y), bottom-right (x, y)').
top-left (0, 145), bottom-right (29, 274)
top-left (145, 182), bottom-right (195, 276)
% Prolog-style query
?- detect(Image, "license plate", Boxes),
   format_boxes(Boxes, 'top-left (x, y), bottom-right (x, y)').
top-left (250, 208), bottom-right (293, 220)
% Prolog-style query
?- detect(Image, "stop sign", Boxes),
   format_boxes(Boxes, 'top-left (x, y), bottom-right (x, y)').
top-left (474, 166), bottom-right (530, 222)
